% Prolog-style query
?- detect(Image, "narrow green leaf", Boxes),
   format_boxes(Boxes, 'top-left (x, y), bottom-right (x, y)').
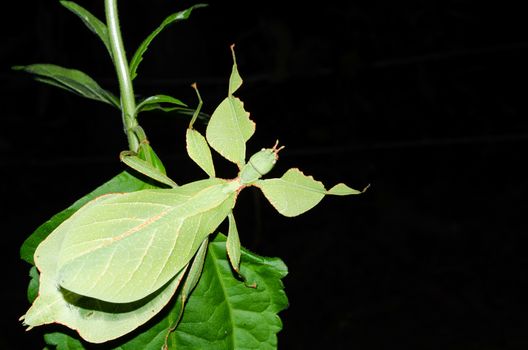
top-left (136, 95), bottom-right (187, 114)
top-left (129, 4), bottom-right (207, 80)
top-left (226, 212), bottom-right (241, 273)
top-left (186, 129), bottom-right (215, 178)
top-left (44, 332), bottom-right (84, 350)
top-left (59, 1), bottom-right (112, 59)
top-left (13, 64), bottom-right (119, 108)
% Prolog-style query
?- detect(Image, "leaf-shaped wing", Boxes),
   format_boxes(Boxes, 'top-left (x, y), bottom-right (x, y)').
top-left (22, 194), bottom-right (188, 344)
top-left (20, 170), bottom-right (162, 265)
top-left (35, 178), bottom-right (235, 303)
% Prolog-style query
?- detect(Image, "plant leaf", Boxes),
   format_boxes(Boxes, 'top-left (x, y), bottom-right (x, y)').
top-left (168, 234), bottom-right (288, 349)
top-left (46, 179), bottom-right (234, 303)
top-left (13, 64), bottom-right (119, 108)
top-left (136, 95), bottom-right (187, 114)
top-left (44, 332), bottom-right (85, 350)
top-left (205, 48), bottom-right (255, 167)
top-left (27, 266), bottom-right (39, 303)
top-left (59, 1), bottom-right (112, 59)
top-left (20, 170), bottom-right (162, 265)
top-left (186, 128), bottom-right (215, 178)
top-left (129, 4), bottom-right (207, 80)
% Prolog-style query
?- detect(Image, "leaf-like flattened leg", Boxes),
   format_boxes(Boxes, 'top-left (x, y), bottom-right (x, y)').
top-left (205, 46), bottom-right (255, 167)
top-left (226, 212), bottom-right (241, 274)
top-left (163, 237), bottom-right (209, 349)
top-left (256, 168), bottom-right (364, 217)
top-left (120, 151), bottom-right (178, 188)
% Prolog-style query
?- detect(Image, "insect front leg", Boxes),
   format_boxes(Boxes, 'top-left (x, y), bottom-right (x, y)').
top-left (120, 150), bottom-right (178, 188)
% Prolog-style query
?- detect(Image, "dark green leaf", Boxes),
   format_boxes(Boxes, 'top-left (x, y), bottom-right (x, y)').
top-left (59, 1), bottom-right (112, 59)
top-left (13, 64), bottom-right (119, 108)
top-left (44, 332), bottom-right (84, 350)
top-left (20, 170), bottom-right (161, 265)
top-left (136, 95), bottom-right (187, 114)
top-left (129, 4), bottom-right (207, 80)
top-left (27, 266), bottom-right (39, 303)
top-left (168, 233), bottom-right (288, 349)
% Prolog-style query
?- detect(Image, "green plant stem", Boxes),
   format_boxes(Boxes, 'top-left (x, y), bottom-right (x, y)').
top-left (105, 0), bottom-right (141, 151)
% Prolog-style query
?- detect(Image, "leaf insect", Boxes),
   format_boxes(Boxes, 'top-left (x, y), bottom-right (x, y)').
top-left (21, 45), bottom-right (366, 343)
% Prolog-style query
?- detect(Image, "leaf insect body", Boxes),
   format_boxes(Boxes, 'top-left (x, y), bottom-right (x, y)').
top-left (21, 46), bottom-right (365, 344)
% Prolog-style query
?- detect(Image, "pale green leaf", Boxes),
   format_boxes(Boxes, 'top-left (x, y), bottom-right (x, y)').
top-left (186, 128), bottom-right (215, 178)
top-left (48, 179), bottom-right (234, 303)
top-left (256, 168), bottom-right (326, 217)
top-left (136, 95), bottom-right (187, 114)
top-left (206, 96), bottom-right (255, 166)
top-left (59, 1), bottom-right (112, 58)
top-left (130, 4), bottom-right (207, 80)
top-left (13, 64), bottom-right (119, 108)
top-left (226, 212), bottom-right (241, 273)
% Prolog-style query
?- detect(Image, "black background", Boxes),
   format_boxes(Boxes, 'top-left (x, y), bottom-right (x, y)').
top-left (2, 1), bottom-right (528, 349)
